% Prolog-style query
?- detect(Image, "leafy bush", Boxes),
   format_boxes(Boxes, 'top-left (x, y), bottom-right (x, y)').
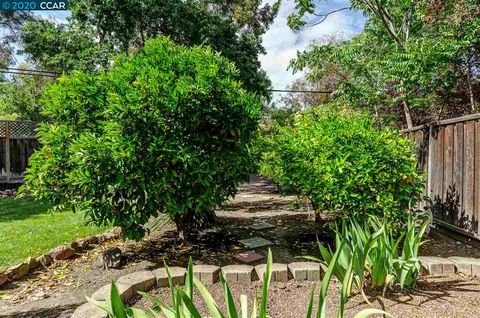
top-left (89, 249), bottom-right (389, 318)
top-left (259, 108), bottom-right (424, 224)
top-left (21, 37), bottom-right (262, 240)
top-left (306, 215), bottom-right (429, 308)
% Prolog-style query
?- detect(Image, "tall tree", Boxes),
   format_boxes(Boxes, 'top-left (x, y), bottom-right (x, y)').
top-left (288, 0), bottom-right (479, 128)
top-left (0, 11), bottom-right (34, 68)
top-left (21, 0), bottom-right (279, 99)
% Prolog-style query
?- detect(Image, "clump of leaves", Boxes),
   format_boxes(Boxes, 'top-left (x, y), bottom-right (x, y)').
top-left (259, 107), bottom-right (425, 226)
top-left (21, 36), bottom-right (262, 240)
top-left (305, 214), bottom-right (429, 310)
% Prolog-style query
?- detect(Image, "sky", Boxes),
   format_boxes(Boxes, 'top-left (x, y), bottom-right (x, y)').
top-left (33, 1), bottom-right (366, 92)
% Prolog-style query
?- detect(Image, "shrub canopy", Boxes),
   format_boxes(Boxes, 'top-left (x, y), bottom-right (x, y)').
top-left (22, 37), bottom-right (262, 239)
top-left (259, 108), bottom-right (424, 224)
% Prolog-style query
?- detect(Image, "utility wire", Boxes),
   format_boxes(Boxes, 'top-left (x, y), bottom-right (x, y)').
top-left (4, 67), bottom-right (61, 75)
top-left (0, 70), bottom-right (58, 78)
top-left (268, 89), bottom-right (332, 94)
top-left (1, 68), bottom-right (333, 94)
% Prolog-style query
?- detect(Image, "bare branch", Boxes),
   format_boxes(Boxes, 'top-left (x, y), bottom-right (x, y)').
top-left (307, 7), bottom-right (351, 27)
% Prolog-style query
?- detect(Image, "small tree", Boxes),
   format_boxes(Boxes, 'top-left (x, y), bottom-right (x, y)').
top-left (259, 108), bottom-right (424, 226)
top-left (22, 37), bottom-right (262, 240)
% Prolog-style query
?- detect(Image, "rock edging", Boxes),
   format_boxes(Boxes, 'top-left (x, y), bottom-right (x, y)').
top-left (0, 227), bottom-right (122, 288)
top-left (71, 256), bottom-right (480, 318)
top-left (71, 262), bottom-right (323, 318)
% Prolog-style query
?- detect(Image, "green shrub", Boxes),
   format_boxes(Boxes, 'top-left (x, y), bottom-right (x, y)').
top-left (21, 37), bottom-right (262, 240)
top-left (259, 108), bottom-right (424, 224)
top-left (305, 215), bottom-right (429, 309)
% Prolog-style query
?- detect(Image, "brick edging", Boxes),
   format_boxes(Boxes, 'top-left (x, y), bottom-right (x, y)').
top-left (71, 256), bottom-right (480, 318)
top-left (0, 227), bottom-right (122, 287)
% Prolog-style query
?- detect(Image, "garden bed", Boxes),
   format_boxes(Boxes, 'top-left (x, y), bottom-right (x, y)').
top-left (132, 276), bottom-right (480, 318)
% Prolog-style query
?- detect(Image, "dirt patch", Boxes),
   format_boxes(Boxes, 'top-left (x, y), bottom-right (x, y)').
top-left (419, 230), bottom-right (480, 258)
top-left (133, 275), bottom-right (480, 318)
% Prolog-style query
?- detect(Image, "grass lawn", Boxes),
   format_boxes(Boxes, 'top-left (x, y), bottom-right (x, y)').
top-left (0, 198), bottom-right (108, 270)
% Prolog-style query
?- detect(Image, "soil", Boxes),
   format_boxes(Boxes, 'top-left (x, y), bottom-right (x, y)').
top-left (134, 276), bottom-right (480, 318)
top-left (1, 176), bottom-right (480, 317)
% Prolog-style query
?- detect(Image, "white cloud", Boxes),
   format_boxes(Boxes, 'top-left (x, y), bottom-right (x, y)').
top-left (35, 10), bottom-right (70, 23)
top-left (260, 0), bottom-right (365, 94)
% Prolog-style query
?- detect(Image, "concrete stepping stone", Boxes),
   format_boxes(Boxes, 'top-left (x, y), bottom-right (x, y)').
top-left (448, 257), bottom-right (480, 276)
top-left (238, 237), bottom-right (274, 249)
top-left (288, 262), bottom-right (322, 281)
top-left (193, 265), bottom-right (220, 285)
top-left (222, 265), bottom-right (254, 283)
top-left (233, 251), bottom-right (265, 264)
top-left (419, 256), bottom-right (456, 275)
top-left (255, 263), bottom-right (288, 282)
top-left (152, 266), bottom-right (186, 287)
top-left (249, 222), bottom-right (276, 230)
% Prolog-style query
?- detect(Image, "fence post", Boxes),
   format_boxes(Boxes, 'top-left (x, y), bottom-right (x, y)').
top-left (426, 124), bottom-right (434, 197)
top-left (5, 122), bottom-right (11, 182)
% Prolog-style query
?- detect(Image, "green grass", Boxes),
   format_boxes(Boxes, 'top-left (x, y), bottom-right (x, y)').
top-left (0, 198), bottom-right (108, 270)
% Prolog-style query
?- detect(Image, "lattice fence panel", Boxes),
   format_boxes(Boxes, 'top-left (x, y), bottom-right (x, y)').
top-left (0, 120), bottom-right (37, 138)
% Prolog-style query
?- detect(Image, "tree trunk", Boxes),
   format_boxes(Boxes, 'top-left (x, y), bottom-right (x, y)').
top-left (466, 64), bottom-right (476, 111)
top-left (174, 213), bottom-right (189, 242)
top-left (402, 99), bottom-right (413, 129)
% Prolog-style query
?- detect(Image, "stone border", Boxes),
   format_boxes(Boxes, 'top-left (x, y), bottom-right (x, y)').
top-left (71, 256), bottom-right (480, 317)
top-left (71, 262), bottom-right (324, 318)
top-left (0, 227), bottom-right (122, 287)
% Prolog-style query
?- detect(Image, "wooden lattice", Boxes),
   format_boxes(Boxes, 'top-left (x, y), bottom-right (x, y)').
top-left (0, 120), bottom-right (37, 138)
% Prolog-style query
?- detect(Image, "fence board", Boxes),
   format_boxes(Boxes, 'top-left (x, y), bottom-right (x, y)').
top-left (443, 126), bottom-right (454, 198)
top-left (475, 122), bottom-right (480, 235)
top-left (464, 122), bottom-right (476, 232)
top-left (453, 123), bottom-right (464, 225)
top-left (431, 127), bottom-right (444, 219)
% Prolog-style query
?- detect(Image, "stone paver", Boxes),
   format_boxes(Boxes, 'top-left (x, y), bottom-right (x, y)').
top-left (255, 263), bottom-right (288, 282)
top-left (71, 302), bottom-right (107, 318)
top-left (288, 262), bottom-right (322, 281)
top-left (152, 266), bottom-right (186, 287)
top-left (448, 257), bottom-right (480, 276)
top-left (238, 237), bottom-right (274, 249)
top-left (221, 265), bottom-right (254, 283)
top-left (117, 270), bottom-right (156, 293)
top-left (419, 256), bottom-right (456, 275)
top-left (90, 282), bottom-right (133, 302)
top-left (193, 265), bottom-right (220, 285)
top-left (249, 222), bottom-right (276, 230)
top-left (233, 251), bottom-right (265, 264)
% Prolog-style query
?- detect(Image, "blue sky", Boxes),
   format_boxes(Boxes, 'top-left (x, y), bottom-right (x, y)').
top-left (33, 1), bottom-right (365, 91)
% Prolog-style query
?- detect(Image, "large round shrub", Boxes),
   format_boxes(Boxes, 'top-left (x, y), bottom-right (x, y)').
top-left (259, 108), bottom-right (424, 224)
top-left (22, 37), bottom-right (262, 239)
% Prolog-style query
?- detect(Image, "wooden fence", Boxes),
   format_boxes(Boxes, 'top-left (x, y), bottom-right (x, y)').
top-left (401, 113), bottom-right (480, 239)
top-left (0, 120), bottom-right (38, 182)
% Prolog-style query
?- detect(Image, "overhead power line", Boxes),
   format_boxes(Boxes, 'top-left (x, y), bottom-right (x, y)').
top-left (0, 68), bottom-right (60, 78)
top-left (268, 89), bottom-right (332, 94)
top-left (5, 67), bottom-right (61, 75)
top-left (1, 68), bottom-right (333, 94)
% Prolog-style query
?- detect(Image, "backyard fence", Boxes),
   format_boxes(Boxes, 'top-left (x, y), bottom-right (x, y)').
top-left (401, 113), bottom-right (480, 239)
top-left (0, 120), bottom-right (38, 182)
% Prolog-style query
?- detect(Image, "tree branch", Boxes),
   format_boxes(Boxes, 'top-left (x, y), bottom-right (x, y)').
top-left (308, 7), bottom-right (351, 27)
